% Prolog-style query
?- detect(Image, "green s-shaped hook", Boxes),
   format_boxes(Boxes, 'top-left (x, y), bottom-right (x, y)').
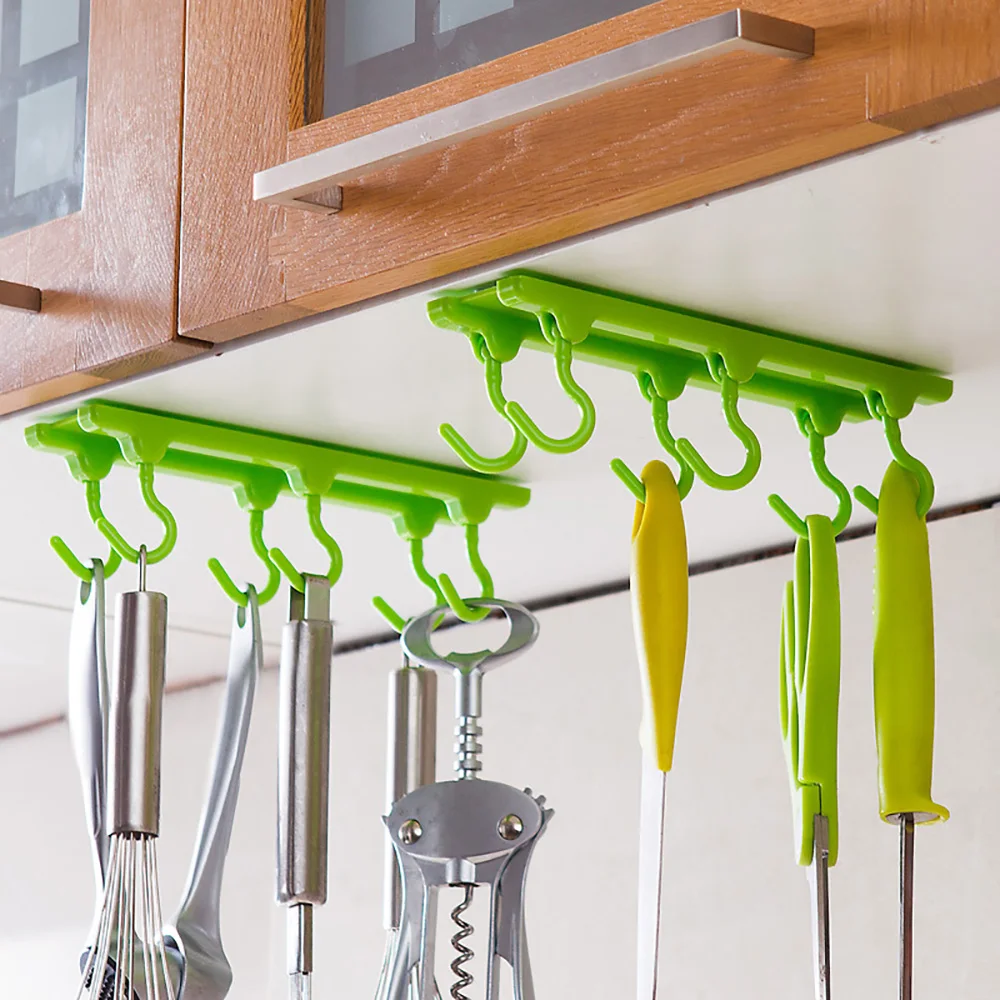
top-left (439, 336), bottom-right (528, 474)
top-left (372, 537), bottom-right (447, 633)
top-left (675, 354), bottom-right (762, 491)
top-left (437, 523), bottom-right (495, 623)
top-left (96, 463), bottom-right (178, 565)
top-left (270, 494), bottom-right (344, 591)
top-left (50, 479), bottom-right (123, 581)
top-left (854, 391), bottom-right (935, 518)
top-left (503, 314), bottom-right (597, 455)
top-left (373, 525), bottom-right (495, 630)
top-left (208, 508), bottom-right (281, 606)
top-left (769, 410), bottom-right (852, 537)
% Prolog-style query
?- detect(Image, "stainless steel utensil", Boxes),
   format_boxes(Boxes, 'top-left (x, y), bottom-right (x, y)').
top-left (277, 575), bottom-right (334, 1000)
top-left (381, 599), bottom-right (549, 1000)
top-left (164, 588), bottom-right (263, 999)
top-left (68, 559), bottom-right (109, 959)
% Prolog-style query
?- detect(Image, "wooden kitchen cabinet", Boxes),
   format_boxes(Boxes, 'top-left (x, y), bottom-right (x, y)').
top-left (0, 0), bottom-right (205, 414)
top-left (179, 0), bottom-right (1000, 346)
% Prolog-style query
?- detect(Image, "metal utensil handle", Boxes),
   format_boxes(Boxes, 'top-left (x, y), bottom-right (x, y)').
top-left (174, 589), bottom-right (262, 935)
top-left (67, 560), bottom-right (108, 889)
top-left (278, 576), bottom-right (334, 907)
top-left (383, 661), bottom-right (438, 931)
top-left (401, 599), bottom-right (539, 675)
top-left (107, 589), bottom-right (168, 837)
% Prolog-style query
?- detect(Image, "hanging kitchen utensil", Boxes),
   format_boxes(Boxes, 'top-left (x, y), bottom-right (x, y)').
top-left (78, 547), bottom-right (177, 1000)
top-left (780, 514), bottom-right (840, 1000)
top-left (385, 599), bottom-right (548, 1000)
top-left (629, 460), bottom-right (688, 1000)
top-left (277, 574), bottom-right (334, 1000)
top-left (870, 461), bottom-right (948, 1000)
top-left (68, 557), bottom-right (110, 971)
top-left (375, 655), bottom-right (438, 1000)
top-left (163, 587), bottom-right (263, 999)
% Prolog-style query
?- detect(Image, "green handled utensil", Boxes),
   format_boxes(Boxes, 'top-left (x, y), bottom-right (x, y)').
top-left (872, 461), bottom-right (948, 1000)
top-left (780, 514), bottom-right (840, 1000)
top-left (631, 460), bottom-right (688, 1000)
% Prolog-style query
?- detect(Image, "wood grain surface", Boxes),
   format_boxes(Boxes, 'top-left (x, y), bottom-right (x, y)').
top-left (0, 0), bottom-right (200, 410)
top-left (179, 0), bottom-right (292, 336)
top-left (870, 0), bottom-right (1000, 130)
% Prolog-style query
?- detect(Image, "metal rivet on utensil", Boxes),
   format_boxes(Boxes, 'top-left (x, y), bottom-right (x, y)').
top-left (399, 819), bottom-right (423, 845)
top-left (497, 814), bottom-right (523, 841)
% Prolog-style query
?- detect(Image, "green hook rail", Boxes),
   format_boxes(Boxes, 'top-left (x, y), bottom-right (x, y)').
top-left (26, 402), bottom-right (529, 617)
top-left (428, 272), bottom-right (952, 498)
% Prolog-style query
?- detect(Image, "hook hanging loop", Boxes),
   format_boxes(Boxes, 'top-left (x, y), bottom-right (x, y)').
top-left (675, 354), bottom-right (762, 491)
top-left (208, 508), bottom-right (281, 606)
top-left (440, 336), bottom-right (528, 473)
top-left (855, 391), bottom-right (935, 518)
top-left (95, 463), bottom-right (178, 565)
top-left (503, 314), bottom-right (596, 455)
top-left (270, 494), bottom-right (344, 591)
top-left (50, 479), bottom-right (123, 581)
top-left (768, 411), bottom-right (852, 538)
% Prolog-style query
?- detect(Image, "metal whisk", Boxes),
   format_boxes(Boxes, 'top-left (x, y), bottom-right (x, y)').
top-left (76, 548), bottom-right (177, 1000)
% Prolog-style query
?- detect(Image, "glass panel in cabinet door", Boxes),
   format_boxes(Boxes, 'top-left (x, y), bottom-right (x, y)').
top-left (321, 0), bottom-right (660, 117)
top-left (0, 0), bottom-right (89, 239)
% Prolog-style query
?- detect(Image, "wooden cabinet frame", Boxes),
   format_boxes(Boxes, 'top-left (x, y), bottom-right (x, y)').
top-left (0, 0), bottom-right (206, 413)
top-left (180, 0), bottom-right (1000, 346)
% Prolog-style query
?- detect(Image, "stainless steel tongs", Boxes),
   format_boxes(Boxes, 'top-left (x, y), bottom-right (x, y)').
top-left (165, 588), bottom-right (263, 998)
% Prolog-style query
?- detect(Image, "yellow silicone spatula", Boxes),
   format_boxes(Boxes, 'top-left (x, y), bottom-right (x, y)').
top-left (631, 460), bottom-right (688, 1000)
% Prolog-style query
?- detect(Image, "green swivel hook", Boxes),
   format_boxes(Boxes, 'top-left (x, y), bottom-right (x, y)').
top-left (438, 523), bottom-right (495, 623)
top-left (96, 463), bottom-right (178, 565)
top-left (373, 524), bottom-right (495, 631)
top-left (372, 537), bottom-right (447, 633)
top-left (503, 313), bottom-right (596, 455)
top-left (270, 494), bottom-right (344, 591)
top-left (768, 410), bottom-right (853, 538)
top-left (50, 479), bottom-right (123, 581)
top-left (439, 336), bottom-right (528, 474)
top-left (675, 354), bottom-right (762, 491)
top-left (610, 374), bottom-right (696, 502)
top-left (208, 508), bottom-right (281, 606)
top-left (854, 391), bottom-right (935, 518)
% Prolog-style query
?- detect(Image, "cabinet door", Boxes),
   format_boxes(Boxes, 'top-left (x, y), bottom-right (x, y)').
top-left (180, 0), bottom-right (1000, 345)
top-left (0, 0), bottom-right (203, 413)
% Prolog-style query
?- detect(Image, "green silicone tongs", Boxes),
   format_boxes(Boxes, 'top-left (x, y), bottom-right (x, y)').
top-left (780, 514), bottom-right (841, 1000)
top-left (872, 462), bottom-right (949, 1000)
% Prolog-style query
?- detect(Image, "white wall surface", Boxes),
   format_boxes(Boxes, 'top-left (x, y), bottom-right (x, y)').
top-left (0, 505), bottom-right (996, 998)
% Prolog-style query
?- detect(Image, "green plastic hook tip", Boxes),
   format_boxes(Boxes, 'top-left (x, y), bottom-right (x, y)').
top-left (610, 459), bottom-right (646, 503)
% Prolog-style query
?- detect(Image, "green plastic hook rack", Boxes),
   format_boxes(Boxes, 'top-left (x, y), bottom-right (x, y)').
top-left (428, 272), bottom-right (952, 487)
top-left (26, 401), bottom-right (529, 616)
